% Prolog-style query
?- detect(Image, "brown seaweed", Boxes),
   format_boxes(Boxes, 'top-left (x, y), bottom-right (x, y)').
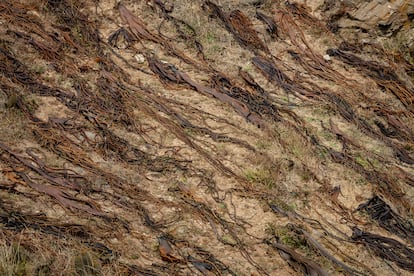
top-left (352, 227), bottom-right (414, 272)
top-left (256, 11), bottom-right (279, 38)
top-left (327, 48), bottom-right (414, 110)
top-left (203, 1), bottom-right (269, 54)
top-left (357, 196), bottom-right (414, 245)
top-left (265, 238), bottom-right (329, 276)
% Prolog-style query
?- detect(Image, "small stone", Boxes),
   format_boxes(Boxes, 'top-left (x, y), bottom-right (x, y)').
top-left (134, 54), bottom-right (145, 64)
top-left (323, 54), bottom-right (331, 61)
top-left (84, 131), bottom-right (97, 141)
top-left (27, 10), bottom-right (40, 18)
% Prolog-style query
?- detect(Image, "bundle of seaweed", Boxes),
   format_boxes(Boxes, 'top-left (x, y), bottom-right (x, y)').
top-left (147, 54), bottom-right (263, 127)
top-left (118, 4), bottom-right (208, 71)
top-left (256, 11), bottom-right (279, 38)
top-left (210, 73), bottom-right (280, 122)
top-left (0, 142), bottom-right (106, 216)
top-left (203, 1), bottom-right (270, 54)
top-left (264, 237), bottom-right (329, 276)
top-left (150, 0), bottom-right (206, 60)
top-left (252, 55), bottom-right (320, 99)
top-left (357, 196), bottom-right (414, 245)
top-left (352, 227), bottom-right (414, 272)
top-left (273, 8), bottom-right (345, 84)
top-left (327, 48), bottom-right (414, 111)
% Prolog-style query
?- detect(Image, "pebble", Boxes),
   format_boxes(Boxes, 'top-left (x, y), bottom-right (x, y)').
top-left (134, 54), bottom-right (145, 64)
top-left (323, 54), bottom-right (331, 61)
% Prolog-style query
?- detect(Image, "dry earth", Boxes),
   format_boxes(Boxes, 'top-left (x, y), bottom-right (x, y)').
top-left (0, 0), bottom-right (413, 275)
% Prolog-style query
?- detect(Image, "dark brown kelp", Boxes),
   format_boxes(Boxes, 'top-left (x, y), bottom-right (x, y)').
top-left (147, 54), bottom-right (264, 127)
top-left (108, 27), bottom-right (135, 48)
top-left (352, 227), bottom-right (414, 272)
top-left (265, 238), bottom-right (329, 276)
top-left (0, 143), bottom-right (106, 217)
top-left (357, 196), bottom-right (414, 245)
top-left (256, 11), bottom-right (279, 38)
top-left (327, 48), bottom-right (414, 111)
top-left (203, 1), bottom-right (270, 54)
top-left (119, 4), bottom-right (207, 71)
top-left (252, 55), bottom-right (319, 99)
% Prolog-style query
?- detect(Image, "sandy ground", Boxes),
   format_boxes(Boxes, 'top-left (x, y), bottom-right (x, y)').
top-left (0, 0), bottom-right (413, 275)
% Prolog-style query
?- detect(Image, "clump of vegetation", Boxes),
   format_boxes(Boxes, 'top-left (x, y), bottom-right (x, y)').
top-left (382, 30), bottom-right (414, 66)
top-left (269, 224), bottom-right (309, 251)
top-left (74, 252), bottom-right (102, 276)
top-left (0, 243), bottom-right (29, 276)
top-left (269, 198), bottom-right (296, 213)
top-left (244, 168), bottom-right (276, 189)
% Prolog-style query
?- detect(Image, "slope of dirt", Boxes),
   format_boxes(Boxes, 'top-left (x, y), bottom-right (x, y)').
top-left (0, 0), bottom-right (413, 275)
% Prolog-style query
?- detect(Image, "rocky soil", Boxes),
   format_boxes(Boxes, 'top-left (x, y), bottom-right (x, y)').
top-left (0, 0), bottom-right (413, 275)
